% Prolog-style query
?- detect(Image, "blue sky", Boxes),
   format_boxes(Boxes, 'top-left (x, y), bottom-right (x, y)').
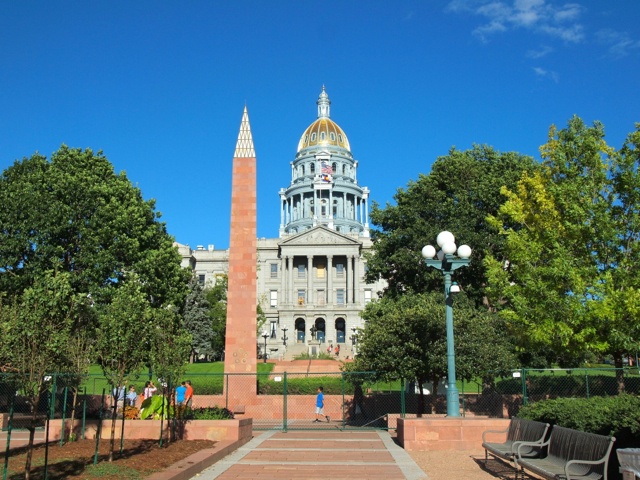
top-left (1, 1), bottom-right (639, 250)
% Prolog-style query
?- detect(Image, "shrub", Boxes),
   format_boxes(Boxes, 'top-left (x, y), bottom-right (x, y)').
top-left (139, 395), bottom-right (173, 420)
top-left (519, 394), bottom-right (640, 442)
top-left (123, 405), bottom-right (139, 420)
top-left (185, 406), bottom-right (234, 420)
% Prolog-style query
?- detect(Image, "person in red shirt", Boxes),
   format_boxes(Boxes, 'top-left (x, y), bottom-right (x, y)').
top-left (185, 380), bottom-right (194, 408)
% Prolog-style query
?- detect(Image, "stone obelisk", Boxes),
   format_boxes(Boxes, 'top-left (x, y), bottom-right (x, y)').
top-left (223, 106), bottom-right (258, 408)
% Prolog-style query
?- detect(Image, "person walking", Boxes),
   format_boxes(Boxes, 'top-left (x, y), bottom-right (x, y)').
top-left (314, 386), bottom-right (330, 423)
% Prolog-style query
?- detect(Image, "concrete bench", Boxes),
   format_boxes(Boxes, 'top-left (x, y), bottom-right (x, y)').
top-left (514, 425), bottom-right (615, 480)
top-left (482, 416), bottom-right (550, 467)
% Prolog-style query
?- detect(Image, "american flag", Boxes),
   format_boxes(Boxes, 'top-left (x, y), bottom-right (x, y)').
top-left (321, 161), bottom-right (332, 174)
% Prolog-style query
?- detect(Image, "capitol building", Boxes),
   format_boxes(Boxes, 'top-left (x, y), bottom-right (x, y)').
top-left (175, 88), bottom-right (385, 359)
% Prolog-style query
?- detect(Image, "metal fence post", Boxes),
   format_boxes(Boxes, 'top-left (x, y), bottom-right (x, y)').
top-left (283, 372), bottom-right (288, 432)
top-left (522, 368), bottom-right (528, 406)
top-left (82, 387), bottom-right (87, 440)
top-left (93, 388), bottom-right (105, 466)
top-left (60, 386), bottom-right (68, 446)
top-left (585, 369), bottom-right (590, 398)
top-left (400, 378), bottom-right (405, 418)
top-left (3, 390), bottom-right (15, 480)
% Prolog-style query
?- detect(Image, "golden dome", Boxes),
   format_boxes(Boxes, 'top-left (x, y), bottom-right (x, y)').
top-left (297, 118), bottom-right (351, 152)
top-left (297, 86), bottom-right (351, 153)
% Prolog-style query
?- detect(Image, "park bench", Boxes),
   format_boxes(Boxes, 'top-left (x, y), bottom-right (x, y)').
top-left (482, 417), bottom-right (550, 466)
top-left (514, 425), bottom-right (615, 480)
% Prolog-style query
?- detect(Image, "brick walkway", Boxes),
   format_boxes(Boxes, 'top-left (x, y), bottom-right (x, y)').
top-left (194, 430), bottom-right (428, 479)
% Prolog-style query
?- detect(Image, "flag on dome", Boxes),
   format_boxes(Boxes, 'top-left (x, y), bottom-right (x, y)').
top-left (320, 161), bottom-right (332, 183)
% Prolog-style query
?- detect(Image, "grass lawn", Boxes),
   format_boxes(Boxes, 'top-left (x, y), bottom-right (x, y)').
top-left (77, 362), bottom-right (274, 395)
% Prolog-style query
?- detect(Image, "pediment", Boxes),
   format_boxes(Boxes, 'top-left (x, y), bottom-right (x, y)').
top-left (279, 225), bottom-right (360, 247)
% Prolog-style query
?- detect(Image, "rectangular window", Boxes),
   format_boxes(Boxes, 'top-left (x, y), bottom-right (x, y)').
top-left (270, 263), bottom-right (278, 278)
top-left (364, 290), bottom-right (372, 304)
top-left (298, 290), bottom-right (306, 305)
top-left (336, 263), bottom-right (344, 276)
top-left (198, 274), bottom-right (205, 285)
top-left (336, 288), bottom-right (345, 305)
top-left (317, 264), bottom-right (325, 278)
top-left (270, 290), bottom-right (278, 308)
top-left (298, 263), bottom-right (306, 278)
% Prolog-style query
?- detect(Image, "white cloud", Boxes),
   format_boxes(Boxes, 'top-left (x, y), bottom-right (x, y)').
top-left (596, 28), bottom-right (640, 58)
top-left (447, 0), bottom-right (585, 43)
top-left (527, 45), bottom-right (554, 58)
top-left (532, 66), bottom-right (559, 82)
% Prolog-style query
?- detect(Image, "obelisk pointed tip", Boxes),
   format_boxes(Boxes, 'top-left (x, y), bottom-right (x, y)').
top-left (234, 106), bottom-right (255, 158)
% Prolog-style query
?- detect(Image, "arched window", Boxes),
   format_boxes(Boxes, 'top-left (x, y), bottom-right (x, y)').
top-left (320, 132), bottom-right (326, 140)
top-left (332, 162), bottom-right (337, 173)
top-left (330, 132), bottom-right (336, 141)
top-left (311, 132), bottom-right (317, 142)
top-left (310, 163), bottom-right (315, 174)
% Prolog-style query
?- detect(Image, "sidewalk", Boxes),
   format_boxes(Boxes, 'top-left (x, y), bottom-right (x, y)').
top-left (193, 430), bottom-right (428, 479)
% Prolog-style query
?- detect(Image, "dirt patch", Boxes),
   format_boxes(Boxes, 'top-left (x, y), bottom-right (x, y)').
top-left (3, 438), bottom-right (216, 479)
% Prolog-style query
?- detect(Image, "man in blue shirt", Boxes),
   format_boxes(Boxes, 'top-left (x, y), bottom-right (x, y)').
top-left (314, 386), bottom-right (330, 423)
top-left (176, 381), bottom-right (187, 405)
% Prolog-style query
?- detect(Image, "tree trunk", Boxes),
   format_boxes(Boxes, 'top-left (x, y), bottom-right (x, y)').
top-left (24, 397), bottom-right (41, 480)
top-left (614, 352), bottom-right (626, 394)
top-left (109, 400), bottom-right (118, 462)
top-left (68, 388), bottom-right (79, 441)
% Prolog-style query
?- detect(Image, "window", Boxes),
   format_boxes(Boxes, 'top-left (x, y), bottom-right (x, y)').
top-left (320, 132), bottom-right (326, 140)
top-left (270, 321), bottom-right (277, 339)
top-left (298, 289), bottom-right (306, 305)
top-left (270, 263), bottom-right (278, 278)
top-left (317, 264), bottom-right (325, 278)
top-left (330, 132), bottom-right (335, 141)
top-left (198, 274), bottom-right (205, 285)
top-left (332, 162), bottom-right (337, 173)
top-left (310, 163), bottom-right (315, 173)
top-left (311, 132), bottom-right (317, 142)
top-left (336, 289), bottom-right (345, 305)
top-left (338, 134), bottom-right (343, 142)
top-left (336, 263), bottom-right (344, 276)
top-left (364, 290), bottom-right (372, 304)
top-left (270, 290), bottom-right (278, 308)
top-left (298, 263), bottom-right (306, 278)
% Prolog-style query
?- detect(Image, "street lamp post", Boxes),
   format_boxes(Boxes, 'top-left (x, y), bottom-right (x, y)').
top-left (351, 327), bottom-right (358, 356)
top-left (261, 331), bottom-right (269, 363)
top-left (421, 231), bottom-right (471, 417)
top-left (281, 326), bottom-right (288, 346)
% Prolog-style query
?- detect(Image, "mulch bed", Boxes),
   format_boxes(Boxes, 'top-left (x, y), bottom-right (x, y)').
top-left (3, 438), bottom-right (216, 479)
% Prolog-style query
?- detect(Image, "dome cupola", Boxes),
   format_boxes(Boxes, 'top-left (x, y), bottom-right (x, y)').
top-left (297, 86), bottom-right (351, 153)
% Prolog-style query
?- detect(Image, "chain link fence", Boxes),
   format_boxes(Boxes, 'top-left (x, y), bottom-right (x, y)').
top-left (2, 367), bottom-right (639, 436)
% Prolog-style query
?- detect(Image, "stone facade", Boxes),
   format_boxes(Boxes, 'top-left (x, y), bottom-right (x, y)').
top-left (176, 88), bottom-right (385, 360)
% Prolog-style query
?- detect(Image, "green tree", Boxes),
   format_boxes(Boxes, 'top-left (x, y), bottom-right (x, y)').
top-left (0, 270), bottom-right (82, 479)
top-left (351, 292), bottom-right (515, 415)
top-left (204, 275), bottom-right (228, 360)
top-left (365, 145), bottom-right (538, 304)
top-left (486, 118), bottom-right (640, 382)
top-left (183, 275), bottom-right (214, 362)
top-left (0, 145), bottom-right (189, 307)
top-left (94, 275), bottom-right (152, 462)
